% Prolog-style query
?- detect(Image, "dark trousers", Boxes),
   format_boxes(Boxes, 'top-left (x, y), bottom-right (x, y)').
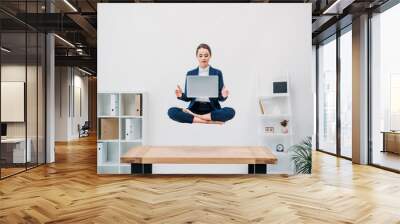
top-left (168, 102), bottom-right (235, 124)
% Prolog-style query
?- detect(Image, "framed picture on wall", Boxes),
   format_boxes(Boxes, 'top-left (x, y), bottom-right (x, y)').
top-left (273, 81), bottom-right (288, 94)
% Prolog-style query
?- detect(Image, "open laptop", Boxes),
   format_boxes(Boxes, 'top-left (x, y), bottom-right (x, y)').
top-left (186, 76), bottom-right (218, 98)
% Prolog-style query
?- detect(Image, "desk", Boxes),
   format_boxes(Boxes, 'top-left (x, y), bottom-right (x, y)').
top-left (1, 138), bottom-right (31, 163)
top-left (382, 131), bottom-right (400, 154)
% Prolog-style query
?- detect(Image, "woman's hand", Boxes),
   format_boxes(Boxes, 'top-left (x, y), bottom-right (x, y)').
top-left (175, 85), bottom-right (183, 98)
top-left (221, 86), bottom-right (229, 98)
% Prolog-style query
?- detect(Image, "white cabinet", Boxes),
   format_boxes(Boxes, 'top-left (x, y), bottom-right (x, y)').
top-left (98, 93), bottom-right (119, 117)
top-left (97, 92), bottom-right (145, 174)
top-left (121, 118), bottom-right (142, 141)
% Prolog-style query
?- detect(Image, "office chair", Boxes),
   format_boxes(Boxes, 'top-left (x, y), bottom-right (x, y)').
top-left (79, 121), bottom-right (90, 138)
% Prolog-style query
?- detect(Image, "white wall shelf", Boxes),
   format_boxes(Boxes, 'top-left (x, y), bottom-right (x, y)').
top-left (259, 114), bottom-right (291, 119)
top-left (120, 140), bottom-right (142, 143)
top-left (98, 115), bottom-right (119, 118)
top-left (97, 140), bottom-right (119, 143)
top-left (258, 94), bottom-right (289, 99)
top-left (100, 163), bottom-right (120, 166)
top-left (258, 79), bottom-right (294, 175)
top-left (97, 92), bottom-right (145, 174)
top-left (120, 115), bottom-right (143, 118)
top-left (262, 133), bottom-right (293, 137)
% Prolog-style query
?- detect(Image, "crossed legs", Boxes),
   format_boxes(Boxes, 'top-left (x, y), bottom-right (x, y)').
top-left (182, 108), bottom-right (224, 124)
top-left (168, 106), bottom-right (235, 124)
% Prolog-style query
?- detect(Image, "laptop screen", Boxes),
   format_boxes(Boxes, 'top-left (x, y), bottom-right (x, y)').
top-left (186, 76), bottom-right (218, 98)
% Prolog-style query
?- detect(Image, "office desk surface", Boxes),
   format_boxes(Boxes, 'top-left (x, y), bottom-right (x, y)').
top-left (121, 146), bottom-right (278, 164)
top-left (1, 138), bottom-right (26, 143)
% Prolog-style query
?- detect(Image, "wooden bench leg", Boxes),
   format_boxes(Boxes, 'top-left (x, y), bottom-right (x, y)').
top-left (143, 164), bottom-right (152, 174)
top-left (131, 163), bottom-right (143, 174)
top-left (131, 163), bottom-right (152, 174)
top-left (248, 164), bottom-right (254, 174)
top-left (248, 164), bottom-right (267, 174)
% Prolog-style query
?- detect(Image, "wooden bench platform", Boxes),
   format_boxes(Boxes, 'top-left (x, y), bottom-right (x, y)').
top-left (121, 146), bottom-right (277, 174)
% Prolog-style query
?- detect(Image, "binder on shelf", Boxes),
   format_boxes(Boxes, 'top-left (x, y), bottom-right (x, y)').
top-left (124, 119), bottom-right (135, 140)
top-left (99, 118), bottom-right (118, 140)
top-left (110, 94), bottom-right (118, 116)
top-left (259, 99), bottom-right (265, 115)
top-left (97, 143), bottom-right (107, 164)
top-left (134, 94), bottom-right (142, 116)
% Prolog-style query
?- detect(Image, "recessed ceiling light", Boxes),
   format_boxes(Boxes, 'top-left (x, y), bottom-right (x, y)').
top-left (54, 34), bottom-right (75, 48)
top-left (1, 47), bottom-right (11, 53)
top-left (322, 0), bottom-right (354, 15)
top-left (63, 0), bottom-right (78, 12)
top-left (78, 67), bottom-right (93, 76)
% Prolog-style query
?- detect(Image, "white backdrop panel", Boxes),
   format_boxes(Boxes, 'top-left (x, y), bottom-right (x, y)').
top-left (98, 3), bottom-right (313, 147)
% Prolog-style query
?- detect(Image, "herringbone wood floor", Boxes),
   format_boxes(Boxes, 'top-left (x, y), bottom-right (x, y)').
top-left (1, 136), bottom-right (400, 224)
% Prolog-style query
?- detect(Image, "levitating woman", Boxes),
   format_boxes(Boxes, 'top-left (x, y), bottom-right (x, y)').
top-left (168, 43), bottom-right (235, 124)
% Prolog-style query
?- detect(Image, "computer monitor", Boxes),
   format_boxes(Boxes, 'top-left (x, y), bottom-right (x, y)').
top-left (1, 123), bottom-right (7, 137)
top-left (186, 76), bottom-right (218, 98)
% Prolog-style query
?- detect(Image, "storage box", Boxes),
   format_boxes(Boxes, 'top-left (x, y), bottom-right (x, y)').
top-left (99, 118), bottom-right (118, 140)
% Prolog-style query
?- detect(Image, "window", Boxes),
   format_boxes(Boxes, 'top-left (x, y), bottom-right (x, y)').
top-left (390, 74), bottom-right (400, 130)
top-left (318, 37), bottom-right (337, 154)
top-left (317, 26), bottom-right (353, 159)
top-left (340, 29), bottom-right (352, 158)
top-left (370, 3), bottom-right (400, 171)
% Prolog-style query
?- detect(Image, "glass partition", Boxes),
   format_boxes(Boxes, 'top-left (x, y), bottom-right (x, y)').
top-left (0, 1), bottom-right (46, 179)
top-left (1, 31), bottom-right (28, 177)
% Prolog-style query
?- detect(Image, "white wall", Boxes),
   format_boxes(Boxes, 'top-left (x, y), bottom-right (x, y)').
top-left (312, 45), bottom-right (317, 150)
top-left (71, 73), bottom-right (89, 138)
top-left (55, 67), bottom-right (89, 141)
top-left (1, 64), bottom-right (46, 164)
top-left (1, 65), bottom-right (42, 138)
top-left (98, 3), bottom-right (313, 147)
top-left (55, 67), bottom-right (69, 141)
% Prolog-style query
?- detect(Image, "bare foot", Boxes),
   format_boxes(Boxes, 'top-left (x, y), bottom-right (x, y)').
top-left (192, 117), bottom-right (224, 125)
top-left (183, 109), bottom-right (223, 125)
top-left (182, 108), bottom-right (206, 119)
top-left (192, 117), bottom-right (209, 124)
top-left (198, 114), bottom-right (211, 121)
top-left (207, 120), bottom-right (225, 125)
top-left (182, 108), bottom-right (197, 116)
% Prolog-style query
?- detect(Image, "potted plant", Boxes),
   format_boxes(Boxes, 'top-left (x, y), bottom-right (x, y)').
top-left (289, 136), bottom-right (312, 174)
top-left (280, 119), bottom-right (289, 134)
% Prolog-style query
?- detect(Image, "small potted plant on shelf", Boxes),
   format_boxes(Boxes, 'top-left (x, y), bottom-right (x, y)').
top-left (280, 119), bottom-right (289, 134)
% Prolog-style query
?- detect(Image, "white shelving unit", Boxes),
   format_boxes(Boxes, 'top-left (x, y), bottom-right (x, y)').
top-left (97, 92), bottom-right (145, 174)
top-left (258, 81), bottom-right (294, 174)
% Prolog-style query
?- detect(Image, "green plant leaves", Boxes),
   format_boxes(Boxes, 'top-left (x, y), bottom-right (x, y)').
top-left (289, 136), bottom-right (312, 174)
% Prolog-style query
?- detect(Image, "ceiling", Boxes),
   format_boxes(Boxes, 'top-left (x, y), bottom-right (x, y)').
top-left (0, 0), bottom-right (392, 75)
